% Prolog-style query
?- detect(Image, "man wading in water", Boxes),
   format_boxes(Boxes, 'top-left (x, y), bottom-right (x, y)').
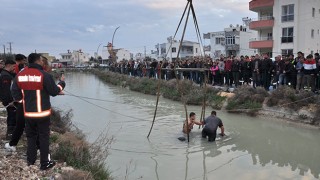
top-left (193, 111), bottom-right (225, 142)
top-left (180, 111), bottom-right (224, 142)
top-left (182, 112), bottom-right (197, 134)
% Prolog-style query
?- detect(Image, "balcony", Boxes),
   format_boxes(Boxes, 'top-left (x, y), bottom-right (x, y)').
top-left (203, 45), bottom-right (211, 51)
top-left (249, 16), bottom-right (274, 30)
top-left (249, 37), bottom-right (273, 49)
top-left (249, 0), bottom-right (274, 12)
top-left (226, 44), bottom-right (240, 51)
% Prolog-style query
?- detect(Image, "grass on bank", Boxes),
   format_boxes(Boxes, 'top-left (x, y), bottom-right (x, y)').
top-left (89, 69), bottom-right (227, 110)
top-left (50, 109), bottom-right (113, 180)
top-left (266, 86), bottom-right (317, 110)
top-left (226, 86), bottom-right (268, 115)
top-left (266, 86), bottom-right (320, 125)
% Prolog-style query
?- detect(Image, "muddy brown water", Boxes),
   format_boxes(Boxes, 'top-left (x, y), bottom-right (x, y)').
top-left (51, 72), bottom-right (320, 180)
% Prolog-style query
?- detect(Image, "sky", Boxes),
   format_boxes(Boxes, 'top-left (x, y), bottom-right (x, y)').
top-left (0, 0), bottom-right (255, 58)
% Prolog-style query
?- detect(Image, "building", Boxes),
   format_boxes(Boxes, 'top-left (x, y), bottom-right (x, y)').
top-left (204, 31), bottom-right (226, 58)
top-left (102, 48), bottom-right (131, 62)
top-left (59, 50), bottom-right (90, 66)
top-left (249, 0), bottom-right (320, 57)
top-left (204, 22), bottom-right (257, 58)
top-left (39, 53), bottom-right (56, 62)
top-left (156, 37), bottom-right (201, 61)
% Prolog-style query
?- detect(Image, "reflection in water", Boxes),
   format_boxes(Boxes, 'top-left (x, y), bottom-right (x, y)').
top-left (52, 72), bottom-right (320, 180)
top-left (151, 155), bottom-right (160, 180)
top-left (202, 149), bottom-right (207, 180)
top-left (228, 123), bottom-right (320, 179)
top-left (185, 147), bottom-right (189, 180)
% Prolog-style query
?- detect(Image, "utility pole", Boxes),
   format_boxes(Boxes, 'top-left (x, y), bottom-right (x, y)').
top-left (144, 46), bottom-right (146, 60)
top-left (3, 45), bottom-right (5, 56)
top-left (7, 42), bottom-right (13, 54)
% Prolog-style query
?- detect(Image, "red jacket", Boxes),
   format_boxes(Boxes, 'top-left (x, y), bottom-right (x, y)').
top-left (11, 63), bottom-right (65, 118)
top-left (225, 60), bottom-right (232, 71)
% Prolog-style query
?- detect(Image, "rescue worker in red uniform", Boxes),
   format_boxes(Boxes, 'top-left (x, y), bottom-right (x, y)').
top-left (11, 53), bottom-right (66, 170)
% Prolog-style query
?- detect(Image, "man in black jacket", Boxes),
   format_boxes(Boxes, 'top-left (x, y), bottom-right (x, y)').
top-left (11, 53), bottom-right (66, 170)
top-left (260, 54), bottom-right (273, 90)
top-left (0, 59), bottom-right (17, 140)
top-left (242, 56), bottom-right (251, 85)
top-left (251, 54), bottom-right (261, 88)
top-left (0, 59), bottom-right (4, 73)
top-left (231, 57), bottom-right (241, 87)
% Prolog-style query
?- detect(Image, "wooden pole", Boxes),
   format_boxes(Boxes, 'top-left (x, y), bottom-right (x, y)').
top-left (147, 63), bottom-right (163, 138)
top-left (199, 71), bottom-right (207, 128)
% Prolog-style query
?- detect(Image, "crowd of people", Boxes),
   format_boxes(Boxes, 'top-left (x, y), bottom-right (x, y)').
top-left (107, 52), bottom-right (320, 93)
top-left (0, 53), bottom-right (65, 170)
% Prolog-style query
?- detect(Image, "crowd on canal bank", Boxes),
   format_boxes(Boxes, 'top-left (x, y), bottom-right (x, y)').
top-left (106, 52), bottom-right (320, 93)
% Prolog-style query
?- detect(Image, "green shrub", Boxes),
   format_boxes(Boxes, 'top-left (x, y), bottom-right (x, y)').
top-left (208, 94), bottom-right (227, 110)
top-left (267, 86), bottom-right (316, 110)
top-left (128, 77), bottom-right (158, 95)
top-left (226, 86), bottom-right (268, 115)
top-left (49, 134), bottom-right (59, 143)
top-left (51, 109), bottom-right (73, 134)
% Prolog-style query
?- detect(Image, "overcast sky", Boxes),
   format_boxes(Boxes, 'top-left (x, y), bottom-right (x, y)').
top-left (0, 0), bottom-right (255, 58)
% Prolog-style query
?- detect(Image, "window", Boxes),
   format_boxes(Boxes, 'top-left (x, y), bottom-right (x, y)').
top-left (282, 4), bottom-right (294, 22)
top-left (172, 47), bottom-right (176, 53)
top-left (312, 8), bottom-right (315, 17)
top-left (196, 48), bottom-right (198, 53)
top-left (267, 33), bottom-right (273, 40)
top-left (282, 27), bottom-right (294, 43)
top-left (216, 38), bottom-right (221, 44)
top-left (311, 29), bottom-right (314, 38)
top-left (226, 36), bottom-right (235, 45)
top-left (215, 37), bottom-right (225, 45)
top-left (282, 49), bottom-right (293, 56)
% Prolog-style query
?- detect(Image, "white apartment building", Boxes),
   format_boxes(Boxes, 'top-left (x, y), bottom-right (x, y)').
top-left (59, 50), bottom-right (89, 66)
top-left (204, 22), bottom-right (257, 58)
top-left (204, 31), bottom-right (226, 58)
top-left (102, 48), bottom-right (131, 62)
top-left (156, 37), bottom-right (201, 61)
top-left (249, 0), bottom-right (320, 57)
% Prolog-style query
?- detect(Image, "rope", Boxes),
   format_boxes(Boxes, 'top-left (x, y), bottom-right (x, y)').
top-left (63, 89), bottom-right (151, 123)
top-left (64, 94), bottom-right (125, 105)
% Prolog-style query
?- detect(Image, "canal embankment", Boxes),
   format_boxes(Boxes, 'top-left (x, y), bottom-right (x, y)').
top-left (66, 68), bottom-right (320, 128)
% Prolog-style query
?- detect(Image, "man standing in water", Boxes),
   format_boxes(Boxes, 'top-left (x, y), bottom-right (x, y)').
top-left (182, 112), bottom-right (197, 134)
top-left (193, 111), bottom-right (224, 142)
